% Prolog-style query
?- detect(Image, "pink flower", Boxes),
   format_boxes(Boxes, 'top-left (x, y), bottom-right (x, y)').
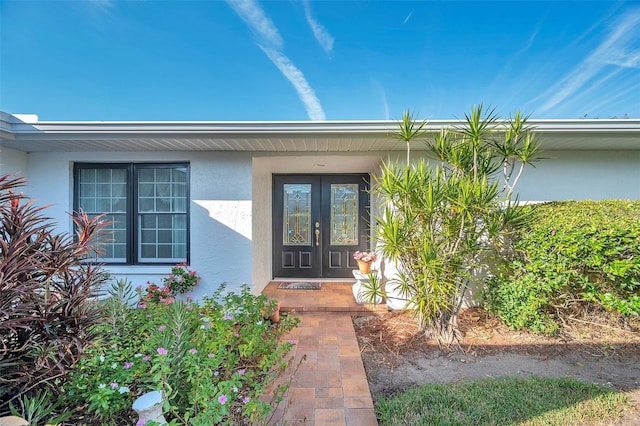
top-left (136, 420), bottom-right (147, 426)
top-left (158, 325), bottom-right (166, 332)
top-left (289, 339), bottom-right (296, 345)
top-left (208, 353), bottom-right (215, 358)
top-left (123, 362), bottom-right (134, 369)
top-left (218, 395), bottom-right (228, 405)
top-left (186, 295), bottom-right (193, 301)
top-left (189, 349), bottom-right (197, 354)
top-left (110, 382), bottom-right (118, 389)
top-left (157, 347), bottom-right (168, 355)
top-left (353, 251), bottom-right (377, 262)
top-left (143, 355), bottom-right (151, 361)
top-left (242, 396), bottom-right (250, 404)
top-left (223, 315), bottom-right (232, 320)
top-left (238, 369), bottom-right (246, 375)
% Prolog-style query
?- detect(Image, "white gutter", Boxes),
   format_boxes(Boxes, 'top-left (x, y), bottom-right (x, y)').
top-left (2, 112), bottom-right (639, 136)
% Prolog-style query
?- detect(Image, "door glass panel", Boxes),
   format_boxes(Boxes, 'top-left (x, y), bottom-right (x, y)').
top-left (330, 183), bottom-right (358, 245)
top-left (283, 184), bottom-right (311, 246)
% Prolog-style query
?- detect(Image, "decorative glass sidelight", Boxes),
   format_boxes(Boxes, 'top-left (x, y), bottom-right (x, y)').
top-left (283, 184), bottom-right (312, 246)
top-left (330, 183), bottom-right (358, 245)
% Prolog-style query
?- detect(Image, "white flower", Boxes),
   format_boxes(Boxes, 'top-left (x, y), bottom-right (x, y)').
top-left (214, 371), bottom-right (219, 377)
top-left (111, 363), bottom-right (118, 369)
top-left (98, 383), bottom-right (106, 389)
top-left (134, 353), bottom-right (143, 358)
top-left (233, 386), bottom-right (238, 393)
top-left (256, 320), bottom-right (263, 326)
top-left (118, 386), bottom-right (130, 394)
top-left (99, 355), bottom-right (105, 363)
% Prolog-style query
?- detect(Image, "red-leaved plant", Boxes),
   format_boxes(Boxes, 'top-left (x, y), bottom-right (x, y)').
top-left (0, 174), bottom-right (109, 412)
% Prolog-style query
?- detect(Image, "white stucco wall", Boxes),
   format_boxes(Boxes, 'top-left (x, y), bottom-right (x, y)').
top-left (516, 150), bottom-right (640, 201)
top-left (0, 147), bottom-right (28, 178)
top-left (14, 151), bottom-right (254, 298)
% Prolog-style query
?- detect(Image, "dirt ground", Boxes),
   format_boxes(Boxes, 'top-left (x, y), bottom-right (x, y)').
top-left (352, 308), bottom-right (640, 424)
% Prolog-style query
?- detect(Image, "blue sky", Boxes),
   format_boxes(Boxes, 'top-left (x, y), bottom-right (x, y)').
top-left (1, 0), bottom-right (639, 121)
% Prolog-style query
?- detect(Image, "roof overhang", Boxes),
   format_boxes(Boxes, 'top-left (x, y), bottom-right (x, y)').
top-left (1, 111), bottom-right (638, 152)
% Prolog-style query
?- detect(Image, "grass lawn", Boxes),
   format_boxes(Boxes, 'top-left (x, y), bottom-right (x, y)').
top-left (376, 376), bottom-right (629, 426)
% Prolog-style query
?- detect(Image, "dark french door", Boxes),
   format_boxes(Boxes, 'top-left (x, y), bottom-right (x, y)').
top-left (273, 174), bottom-right (370, 278)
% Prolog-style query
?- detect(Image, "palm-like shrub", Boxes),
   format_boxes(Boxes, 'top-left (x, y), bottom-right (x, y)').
top-left (375, 107), bottom-right (542, 346)
top-left (0, 174), bottom-right (108, 412)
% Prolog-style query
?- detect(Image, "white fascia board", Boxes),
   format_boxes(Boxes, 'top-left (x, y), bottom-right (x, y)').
top-left (4, 115), bottom-right (639, 136)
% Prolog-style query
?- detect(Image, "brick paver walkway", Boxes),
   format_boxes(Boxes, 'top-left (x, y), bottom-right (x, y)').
top-left (265, 311), bottom-right (378, 426)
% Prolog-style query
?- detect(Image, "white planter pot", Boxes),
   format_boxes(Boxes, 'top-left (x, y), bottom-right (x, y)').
top-left (132, 391), bottom-right (167, 425)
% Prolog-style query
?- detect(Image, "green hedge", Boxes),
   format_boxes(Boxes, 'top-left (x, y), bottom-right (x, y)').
top-left (484, 200), bottom-right (640, 333)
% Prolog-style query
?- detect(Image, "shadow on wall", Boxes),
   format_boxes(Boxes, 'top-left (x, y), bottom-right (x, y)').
top-left (189, 199), bottom-right (252, 299)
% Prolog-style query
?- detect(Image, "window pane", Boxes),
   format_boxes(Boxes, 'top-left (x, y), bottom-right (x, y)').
top-left (112, 197), bottom-right (126, 212)
top-left (139, 198), bottom-right (154, 212)
top-left (97, 198), bottom-right (112, 212)
top-left (138, 213), bottom-right (187, 262)
top-left (80, 169), bottom-right (96, 182)
top-left (137, 166), bottom-right (188, 215)
top-left (96, 169), bottom-right (112, 182)
top-left (112, 169), bottom-right (127, 181)
top-left (90, 213), bottom-right (126, 262)
top-left (330, 183), bottom-right (359, 245)
top-left (156, 197), bottom-right (171, 212)
top-left (173, 167), bottom-right (187, 182)
top-left (283, 184), bottom-right (311, 246)
top-left (79, 197), bottom-right (96, 212)
top-left (172, 183), bottom-right (186, 198)
top-left (158, 230), bottom-right (172, 243)
top-left (77, 167), bottom-right (128, 261)
top-left (139, 183), bottom-right (154, 197)
top-left (80, 182), bottom-right (95, 198)
top-left (113, 183), bottom-right (127, 198)
top-left (155, 168), bottom-right (171, 183)
top-left (138, 168), bottom-right (154, 182)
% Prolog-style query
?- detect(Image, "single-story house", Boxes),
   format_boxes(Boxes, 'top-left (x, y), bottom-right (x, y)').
top-left (1, 111), bottom-right (638, 298)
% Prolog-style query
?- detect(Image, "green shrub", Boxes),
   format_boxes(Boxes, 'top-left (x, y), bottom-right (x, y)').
top-left (485, 200), bottom-right (640, 333)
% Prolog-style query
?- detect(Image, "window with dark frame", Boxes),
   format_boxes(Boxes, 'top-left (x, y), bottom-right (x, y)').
top-left (74, 163), bottom-right (189, 265)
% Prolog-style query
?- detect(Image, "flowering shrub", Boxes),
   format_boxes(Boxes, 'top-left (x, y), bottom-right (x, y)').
top-left (63, 283), bottom-right (298, 425)
top-left (140, 264), bottom-right (200, 305)
top-left (353, 251), bottom-right (377, 262)
top-left (142, 282), bottom-right (175, 304)
top-left (163, 263), bottom-right (200, 294)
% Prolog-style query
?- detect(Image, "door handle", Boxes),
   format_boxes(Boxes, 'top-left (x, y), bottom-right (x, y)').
top-left (315, 222), bottom-right (320, 246)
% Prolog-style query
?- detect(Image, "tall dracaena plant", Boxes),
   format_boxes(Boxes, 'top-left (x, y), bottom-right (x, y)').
top-left (455, 104), bottom-right (499, 182)
top-left (391, 110), bottom-right (427, 164)
top-left (375, 107), bottom-right (542, 347)
top-left (493, 111), bottom-right (544, 197)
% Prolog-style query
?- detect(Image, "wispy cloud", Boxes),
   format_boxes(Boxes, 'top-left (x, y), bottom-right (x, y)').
top-left (372, 79), bottom-right (389, 119)
top-left (226, 0), bottom-right (325, 120)
top-left (260, 46), bottom-right (326, 120)
top-left (302, 0), bottom-right (334, 55)
top-left (403, 11), bottom-right (413, 25)
top-left (534, 9), bottom-right (640, 115)
top-left (225, 0), bottom-right (283, 49)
